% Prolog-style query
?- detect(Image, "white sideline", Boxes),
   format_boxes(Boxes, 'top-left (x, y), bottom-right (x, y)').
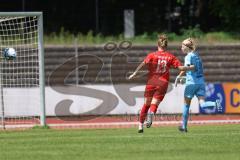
top-left (48, 119), bottom-right (240, 127)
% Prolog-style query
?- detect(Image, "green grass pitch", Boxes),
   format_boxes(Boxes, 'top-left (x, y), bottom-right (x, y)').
top-left (0, 124), bottom-right (240, 160)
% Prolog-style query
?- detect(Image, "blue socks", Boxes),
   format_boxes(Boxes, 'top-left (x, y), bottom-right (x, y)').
top-left (182, 104), bottom-right (190, 129)
top-left (200, 101), bottom-right (216, 108)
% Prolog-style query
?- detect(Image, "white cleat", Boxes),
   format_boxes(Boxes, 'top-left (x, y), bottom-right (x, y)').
top-left (146, 112), bottom-right (154, 128)
top-left (138, 123), bottom-right (144, 133)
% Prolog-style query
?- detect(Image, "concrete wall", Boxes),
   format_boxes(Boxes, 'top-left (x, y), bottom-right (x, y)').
top-left (45, 44), bottom-right (240, 86)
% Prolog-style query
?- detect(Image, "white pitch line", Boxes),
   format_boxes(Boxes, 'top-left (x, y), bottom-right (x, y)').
top-left (48, 119), bottom-right (240, 127)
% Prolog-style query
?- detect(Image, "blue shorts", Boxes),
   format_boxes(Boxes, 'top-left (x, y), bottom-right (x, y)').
top-left (184, 84), bottom-right (205, 99)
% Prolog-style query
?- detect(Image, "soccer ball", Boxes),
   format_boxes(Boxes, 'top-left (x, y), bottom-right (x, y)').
top-left (3, 48), bottom-right (17, 60)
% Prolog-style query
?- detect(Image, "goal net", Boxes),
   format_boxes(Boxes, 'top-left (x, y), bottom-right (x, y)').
top-left (0, 12), bottom-right (45, 129)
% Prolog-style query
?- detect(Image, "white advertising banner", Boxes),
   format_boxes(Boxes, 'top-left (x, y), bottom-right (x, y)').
top-left (45, 84), bottom-right (199, 116)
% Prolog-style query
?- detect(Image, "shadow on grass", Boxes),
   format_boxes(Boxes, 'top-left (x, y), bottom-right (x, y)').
top-left (32, 125), bottom-right (50, 130)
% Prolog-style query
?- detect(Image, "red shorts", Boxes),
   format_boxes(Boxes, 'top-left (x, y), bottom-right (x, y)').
top-left (144, 83), bottom-right (168, 101)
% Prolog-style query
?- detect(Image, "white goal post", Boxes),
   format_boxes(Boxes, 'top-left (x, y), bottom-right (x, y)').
top-left (0, 12), bottom-right (45, 129)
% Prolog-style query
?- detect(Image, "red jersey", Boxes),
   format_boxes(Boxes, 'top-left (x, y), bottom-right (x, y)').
top-left (144, 50), bottom-right (181, 85)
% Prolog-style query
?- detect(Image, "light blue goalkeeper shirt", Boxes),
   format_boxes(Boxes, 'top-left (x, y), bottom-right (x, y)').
top-left (184, 51), bottom-right (205, 84)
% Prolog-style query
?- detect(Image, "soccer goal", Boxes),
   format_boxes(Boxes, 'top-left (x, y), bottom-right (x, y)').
top-left (0, 12), bottom-right (45, 129)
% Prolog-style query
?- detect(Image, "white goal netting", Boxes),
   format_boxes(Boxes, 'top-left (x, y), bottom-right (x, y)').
top-left (0, 13), bottom-right (45, 129)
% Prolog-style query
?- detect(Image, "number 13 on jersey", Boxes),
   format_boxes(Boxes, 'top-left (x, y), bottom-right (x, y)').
top-left (156, 59), bottom-right (167, 73)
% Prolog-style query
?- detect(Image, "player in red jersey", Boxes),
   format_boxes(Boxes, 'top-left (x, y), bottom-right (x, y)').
top-left (128, 35), bottom-right (192, 133)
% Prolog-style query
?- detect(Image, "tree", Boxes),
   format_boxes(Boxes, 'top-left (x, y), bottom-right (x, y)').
top-left (209, 0), bottom-right (240, 31)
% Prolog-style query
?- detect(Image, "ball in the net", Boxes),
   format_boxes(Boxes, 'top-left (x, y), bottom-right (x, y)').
top-left (3, 48), bottom-right (17, 60)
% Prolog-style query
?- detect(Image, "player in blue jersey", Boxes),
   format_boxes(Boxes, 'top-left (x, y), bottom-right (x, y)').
top-left (177, 38), bottom-right (222, 132)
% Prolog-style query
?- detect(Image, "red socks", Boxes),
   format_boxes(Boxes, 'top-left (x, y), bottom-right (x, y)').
top-left (139, 104), bottom-right (159, 123)
top-left (150, 104), bottom-right (158, 114)
top-left (139, 104), bottom-right (150, 123)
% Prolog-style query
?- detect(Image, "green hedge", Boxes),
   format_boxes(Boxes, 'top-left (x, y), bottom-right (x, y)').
top-left (44, 27), bottom-right (240, 45)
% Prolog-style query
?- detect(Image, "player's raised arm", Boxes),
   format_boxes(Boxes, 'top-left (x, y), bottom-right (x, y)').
top-left (128, 61), bottom-right (145, 80)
